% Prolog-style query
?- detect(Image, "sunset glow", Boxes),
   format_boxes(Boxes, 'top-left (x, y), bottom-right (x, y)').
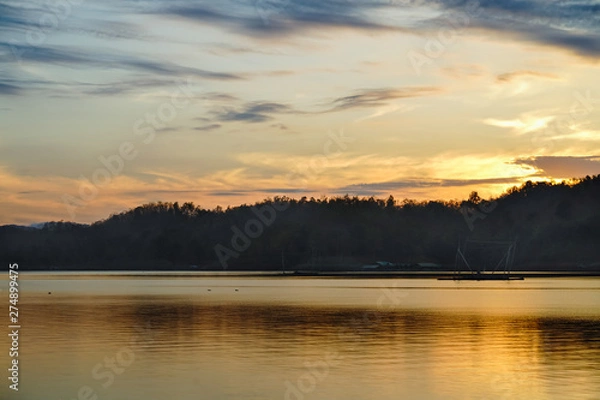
top-left (1, 0), bottom-right (600, 224)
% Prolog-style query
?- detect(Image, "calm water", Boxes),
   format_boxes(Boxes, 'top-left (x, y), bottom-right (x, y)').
top-left (2, 273), bottom-right (599, 400)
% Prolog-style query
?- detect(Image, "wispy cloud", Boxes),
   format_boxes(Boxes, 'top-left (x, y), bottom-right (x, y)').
top-left (157, 0), bottom-right (399, 38)
top-left (483, 114), bottom-right (555, 135)
top-left (427, 0), bottom-right (600, 58)
top-left (202, 93), bottom-right (240, 102)
top-left (148, 0), bottom-right (600, 58)
top-left (333, 176), bottom-right (525, 196)
top-left (0, 82), bottom-right (21, 96)
top-left (271, 123), bottom-right (289, 130)
top-left (213, 101), bottom-right (296, 123)
top-left (0, 2), bottom-right (43, 32)
top-left (549, 130), bottom-right (600, 142)
top-left (203, 87), bottom-right (439, 125)
top-left (0, 43), bottom-right (244, 94)
top-left (79, 78), bottom-right (183, 96)
top-left (513, 156), bottom-right (600, 178)
top-left (496, 70), bottom-right (560, 83)
top-left (194, 124), bottom-right (222, 132)
top-left (3, 0), bottom-right (600, 61)
top-left (326, 87), bottom-right (440, 112)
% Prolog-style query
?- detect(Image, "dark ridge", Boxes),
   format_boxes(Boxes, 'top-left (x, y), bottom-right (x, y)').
top-left (1, 175), bottom-right (599, 272)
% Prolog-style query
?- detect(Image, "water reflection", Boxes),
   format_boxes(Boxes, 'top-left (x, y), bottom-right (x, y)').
top-left (6, 278), bottom-right (600, 400)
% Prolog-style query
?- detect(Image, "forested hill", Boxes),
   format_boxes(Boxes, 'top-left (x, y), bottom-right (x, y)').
top-left (2, 175), bottom-right (600, 271)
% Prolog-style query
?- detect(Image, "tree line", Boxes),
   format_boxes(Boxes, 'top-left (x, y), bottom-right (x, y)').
top-left (1, 175), bottom-right (599, 271)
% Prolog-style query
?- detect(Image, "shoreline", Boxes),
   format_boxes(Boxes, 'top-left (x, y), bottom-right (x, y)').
top-left (11, 270), bottom-right (600, 279)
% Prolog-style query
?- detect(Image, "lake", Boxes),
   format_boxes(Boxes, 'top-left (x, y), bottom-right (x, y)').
top-left (2, 273), bottom-right (599, 399)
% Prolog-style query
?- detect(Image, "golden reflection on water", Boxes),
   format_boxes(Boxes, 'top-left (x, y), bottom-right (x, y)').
top-left (3, 277), bottom-right (600, 400)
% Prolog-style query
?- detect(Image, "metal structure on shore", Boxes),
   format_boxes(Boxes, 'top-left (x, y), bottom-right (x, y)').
top-left (452, 239), bottom-right (521, 280)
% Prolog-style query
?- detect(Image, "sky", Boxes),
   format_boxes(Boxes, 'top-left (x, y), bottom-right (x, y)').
top-left (1, 0), bottom-right (600, 225)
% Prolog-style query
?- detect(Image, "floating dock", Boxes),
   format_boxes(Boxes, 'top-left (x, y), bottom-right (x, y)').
top-left (438, 273), bottom-right (524, 281)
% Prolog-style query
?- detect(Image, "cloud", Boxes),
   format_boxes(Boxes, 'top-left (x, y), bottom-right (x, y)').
top-left (512, 156), bottom-right (600, 178)
top-left (271, 123), bottom-right (288, 130)
top-left (441, 64), bottom-right (487, 79)
top-left (3, 0), bottom-right (600, 60)
top-left (0, 82), bottom-right (21, 96)
top-left (157, 0), bottom-right (399, 38)
top-left (194, 124), bottom-right (222, 132)
top-left (548, 130), bottom-right (600, 143)
top-left (204, 88), bottom-right (436, 125)
top-left (0, 41), bottom-right (244, 96)
top-left (0, 3), bottom-right (154, 44)
top-left (194, 94), bottom-right (300, 127)
top-left (333, 176), bottom-right (524, 196)
top-left (0, 2), bottom-right (42, 32)
top-left (62, 19), bottom-right (150, 41)
top-left (326, 87), bottom-right (440, 112)
top-left (203, 92), bottom-right (240, 102)
top-left (483, 115), bottom-right (555, 134)
top-left (213, 101), bottom-right (296, 123)
top-left (217, 111), bottom-right (272, 123)
top-left (0, 43), bottom-right (244, 83)
top-left (354, 103), bottom-right (417, 122)
top-left (496, 70), bottom-right (560, 83)
top-left (205, 43), bottom-right (286, 56)
top-left (246, 102), bottom-right (292, 114)
top-left (207, 187), bottom-right (306, 197)
top-left (428, 0), bottom-right (600, 58)
top-left (156, 127), bottom-right (182, 133)
top-left (148, 0), bottom-right (600, 57)
top-left (79, 78), bottom-right (182, 96)
top-left (0, 75), bottom-right (235, 99)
